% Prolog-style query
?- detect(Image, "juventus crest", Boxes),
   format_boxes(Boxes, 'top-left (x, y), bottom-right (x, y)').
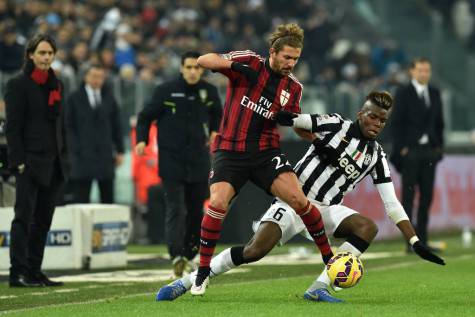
top-left (280, 90), bottom-right (290, 107)
top-left (364, 154), bottom-right (372, 165)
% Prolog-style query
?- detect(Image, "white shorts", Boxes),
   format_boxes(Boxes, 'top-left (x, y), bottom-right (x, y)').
top-left (252, 199), bottom-right (358, 245)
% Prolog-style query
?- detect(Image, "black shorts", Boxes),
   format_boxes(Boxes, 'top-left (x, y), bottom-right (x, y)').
top-left (209, 148), bottom-right (294, 195)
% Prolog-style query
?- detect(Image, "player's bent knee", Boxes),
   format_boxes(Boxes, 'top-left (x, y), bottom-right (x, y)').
top-left (285, 193), bottom-right (308, 212)
top-left (208, 198), bottom-right (229, 212)
top-left (356, 217), bottom-right (378, 240)
top-left (242, 244), bottom-right (270, 263)
top-left (367, 220), bottom-right (378, 238)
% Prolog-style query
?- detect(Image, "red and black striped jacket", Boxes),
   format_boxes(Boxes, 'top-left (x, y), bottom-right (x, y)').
top-left (212, 50), bottom-right (303, 153)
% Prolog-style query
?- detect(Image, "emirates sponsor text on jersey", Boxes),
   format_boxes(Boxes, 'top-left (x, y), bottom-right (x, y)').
top-left (240, 95), bottom-right (274, 119)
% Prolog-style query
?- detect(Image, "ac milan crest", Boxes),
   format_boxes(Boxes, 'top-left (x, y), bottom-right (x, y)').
top-left (280, 90), bottom-right (290, 107)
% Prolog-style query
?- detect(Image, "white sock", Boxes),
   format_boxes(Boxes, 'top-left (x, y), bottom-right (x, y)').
top-left (308, 242), bottom-right (363, 291)
top-left (338, 241), bottom-right (362, 257)
top-left (180, 248), bottom-right (236, 289)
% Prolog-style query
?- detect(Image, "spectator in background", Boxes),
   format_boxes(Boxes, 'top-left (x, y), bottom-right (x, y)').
top-left (0, 99), bottom-right (16, 207)
top-left (130, 118), bottom-right (162, 244)
top-left (390, 57), bottom-right (445, 252)
top-left (65, 64), bottom-right (124, 203)
top-left (370, 39), bottom-right (407, 76)
top-left (135, 51), bottom-right (222, 277)
top-left (5, 34), bottom-right (68, 287)
top-left (67, 41), bottom-right (90, 79)
top-left (0, 21), bottom-right (25, 74)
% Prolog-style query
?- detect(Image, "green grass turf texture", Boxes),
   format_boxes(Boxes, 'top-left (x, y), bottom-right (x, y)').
top-left (0, 233), bottom-right (473, 317)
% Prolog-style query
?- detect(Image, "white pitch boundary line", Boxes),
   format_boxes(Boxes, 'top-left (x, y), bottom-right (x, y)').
top-left (1, 253), bottom-right (472, 316)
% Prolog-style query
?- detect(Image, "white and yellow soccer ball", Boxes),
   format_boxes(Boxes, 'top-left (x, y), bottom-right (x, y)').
top-left (326, 252), bottom-right (364, 288)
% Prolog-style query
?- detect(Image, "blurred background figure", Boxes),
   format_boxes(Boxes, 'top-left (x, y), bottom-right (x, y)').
top-left (129, 118), bottom-right (163, 244)
top-left (66, 64), bottom-right (124, 204)
top-left (0, 99), bottom-right (15, 207)
top-left (390, 58), bottom-right (445, 252)
top-left (135, 52), bottom-right (222, 277)
top-left (0, 20), bottom-right (25, 76)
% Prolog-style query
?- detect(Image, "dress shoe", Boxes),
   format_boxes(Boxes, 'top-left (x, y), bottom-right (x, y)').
top-left (30, 271), bottom-right (64, 287)
top-left (9, 274), bottom-right (43, 288)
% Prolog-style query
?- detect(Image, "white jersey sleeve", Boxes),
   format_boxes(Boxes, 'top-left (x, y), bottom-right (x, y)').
top-left (376, 182), bottom-right (409, 224)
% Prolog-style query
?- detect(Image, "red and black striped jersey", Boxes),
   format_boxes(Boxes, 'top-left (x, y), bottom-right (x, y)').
top-left (212, 50), bottom-right (303, 152)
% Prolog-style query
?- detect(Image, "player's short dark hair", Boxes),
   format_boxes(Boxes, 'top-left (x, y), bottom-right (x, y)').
top-left (365, 91), bottom-right (393, 110)
top-left (181, 51), bottom-right (201, 65)
top-left (268, 23), bottom-right (304, 52)
top-left (410, 57), bottom-right (431, 68)
top-left (24, 34), bottom-right (57, 63)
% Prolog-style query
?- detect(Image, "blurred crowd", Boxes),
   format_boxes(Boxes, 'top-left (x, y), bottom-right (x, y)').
top-left (429, 0), bottom-right (475, 50)
top-left (0, 0), bottom-right (411, 99)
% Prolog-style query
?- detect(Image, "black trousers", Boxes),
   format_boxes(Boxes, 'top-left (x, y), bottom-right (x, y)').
top-left (9, 166), bottom-right (64, 276)
top-left (401, 145), bottom-right (439, 245)
top-left (162, 179), bottom-right (208, 260)
top-left (72, 178), bottom-right (114, 204)
top-left (146, 185), bottom-right (166, 244)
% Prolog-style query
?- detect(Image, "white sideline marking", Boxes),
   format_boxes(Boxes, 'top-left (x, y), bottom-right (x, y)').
top-left (0, 292), bottom-right (151, 315)
top-left (248, 251), bottom-right (404, 266)
top-left (0, 296), bottom-right (16, 300)
top-left (126, 254), bottom-right (166, 261)
top-left (52, 289), bottom-right (79, 294)
top-left (54, 268), bottom-right (250, 283)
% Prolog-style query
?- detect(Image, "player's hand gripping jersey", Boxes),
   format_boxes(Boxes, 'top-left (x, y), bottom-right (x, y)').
top-left (213, 50), bottom-right (303, 152)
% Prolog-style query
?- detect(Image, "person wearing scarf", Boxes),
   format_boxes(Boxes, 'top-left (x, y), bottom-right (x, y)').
top-left (5, 34), bottom-right (69, 287)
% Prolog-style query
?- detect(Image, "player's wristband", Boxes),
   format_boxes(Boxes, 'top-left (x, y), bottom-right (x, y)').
top-left (409, 236), bottom-right (420, 246)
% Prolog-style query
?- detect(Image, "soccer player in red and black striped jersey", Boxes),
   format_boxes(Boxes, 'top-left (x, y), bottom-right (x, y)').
top-left (191, 23), bottom-right (333, 296)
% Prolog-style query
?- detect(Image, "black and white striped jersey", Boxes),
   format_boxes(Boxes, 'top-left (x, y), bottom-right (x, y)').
top-left (294, 113), bottom-right (392, 205)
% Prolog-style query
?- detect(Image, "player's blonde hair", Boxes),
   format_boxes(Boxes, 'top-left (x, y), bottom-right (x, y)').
top-left (268, 23), bottom-right (304, 52)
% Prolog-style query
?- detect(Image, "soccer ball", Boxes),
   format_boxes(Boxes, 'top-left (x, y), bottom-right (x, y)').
top-left (326, 252), bottom-right (364, 288)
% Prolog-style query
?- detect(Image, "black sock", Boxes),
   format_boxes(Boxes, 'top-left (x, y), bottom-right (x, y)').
top-left (347, 234), bottom-right (370, 253)
top-left (195, 266), bottom-right (211, 286)
top-left (230, 246), bottom-right (246, 266)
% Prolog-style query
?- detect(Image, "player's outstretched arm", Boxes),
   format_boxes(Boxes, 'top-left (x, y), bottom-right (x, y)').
top-left (197, 53), bottom-right (233, 71)
top-left (376, 183), bottom-right (446, 266)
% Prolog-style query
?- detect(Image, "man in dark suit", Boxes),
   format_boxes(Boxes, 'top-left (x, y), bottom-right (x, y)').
top-left (135, 51), bottom-right (222, 277)
top-left (5, 34), bottom-right (69, 287)
top-left (391, 57), bottom-right (445, 250)
top-left (65, 64), bottom-right (124, 203)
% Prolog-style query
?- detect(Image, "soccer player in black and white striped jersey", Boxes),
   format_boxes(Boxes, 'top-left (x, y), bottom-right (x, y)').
top-left (156, 91), bottom-right (445, 303)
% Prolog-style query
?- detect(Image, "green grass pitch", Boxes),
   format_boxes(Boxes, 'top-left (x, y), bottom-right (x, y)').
top-left (0, 233), bottom-right (473, 317)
